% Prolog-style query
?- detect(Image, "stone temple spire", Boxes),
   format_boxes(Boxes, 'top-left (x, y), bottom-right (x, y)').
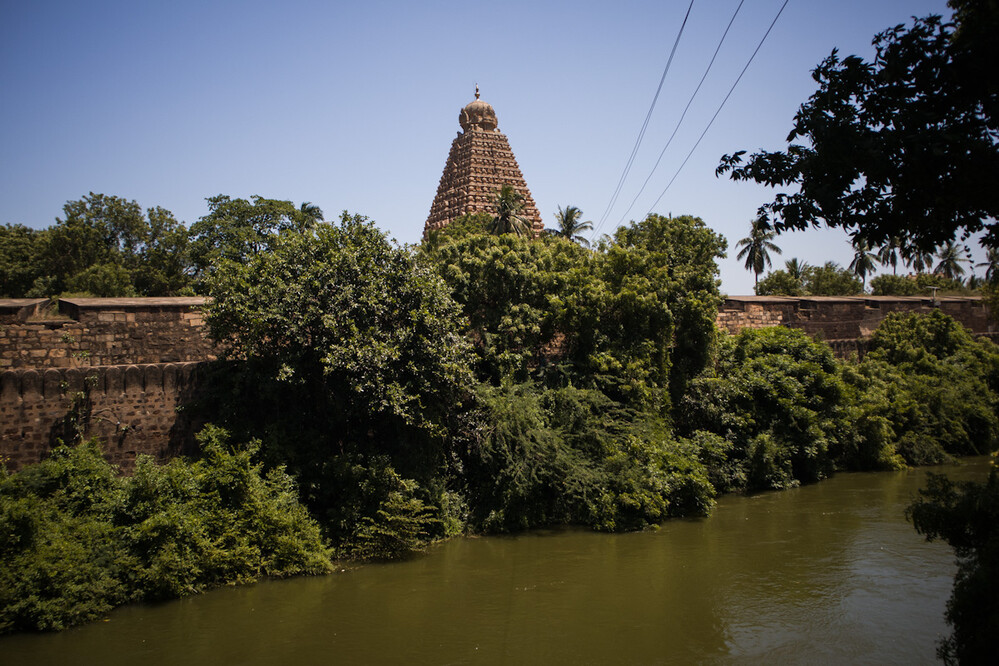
top-left (424, 89), bottom-right (543, 238)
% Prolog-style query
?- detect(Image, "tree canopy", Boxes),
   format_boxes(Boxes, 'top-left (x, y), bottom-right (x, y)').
top-left (1, 193), bottom-right (193, 298)
top-left (717, 7), bottom-right (999, 251)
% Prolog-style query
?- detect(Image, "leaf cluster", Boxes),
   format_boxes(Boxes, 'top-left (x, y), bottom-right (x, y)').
top-left (1, 193), bottom-right (193, 298)
top-left (0, 428), bottom-right (332, 634)
top-left (718, 13), bottom-right (999, 251)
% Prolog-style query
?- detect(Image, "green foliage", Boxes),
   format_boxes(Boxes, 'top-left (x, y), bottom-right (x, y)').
top-left (422, 212), bottom-right (492, 249)
top-left (735, 217), bottom-right (781, 285)
top-left (0, 429), bottom-right (331, 634)
top-left (489, 184), bottom-right (531, 237)
top-left (804, 261), bottom-right (864, 295)
top-left (755, 269), bottom-right (804, 296)
top-left (870, 272), bottom-right (972, 296)
top-left (870, 274), bottom-right (921, 296)
top-left (681, 328), bottom-right (854, 490)
top-left (907, 465), bottom-right (999, 665)
top-left (65, 263), bottom-right (137, 297)
top-left (464, 383), bottom-right (714, 533)
top-left (548, 205), bottom-right (593, 246)
top-left (423, 213), bottom-right (726, 414)
top-left (349, 475), bottom-right (441, 561)
top-left (188, 194), bottom-right (321, 280)
top-left (0, 224), bottom-right (44, 297)
top-left (201, 212), bottom-right (473, 550)
top-left (756, 261), bottom-right (863, 296)
top-left (718, 12), bottom-right (999, 251)
top-left (857, 311), bottom-right (999, 462)
top-left (6, 193), bottom-right (193, 298)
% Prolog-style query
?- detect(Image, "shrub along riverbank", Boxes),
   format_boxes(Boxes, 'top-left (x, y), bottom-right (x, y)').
top-left (2, 211), bottom-right (997, 634)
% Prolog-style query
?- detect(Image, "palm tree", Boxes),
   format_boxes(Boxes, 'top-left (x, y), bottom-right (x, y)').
top-left (548, 205), bottom-right (593, 246)
top-left (736, 217), bottom-right (782, 286)
top-left (490, 184), bottom-right (531, 237)
top-left (849, 237), bottom-right (878, 288)
top-left (299, 201), bottom-right (324, 223)
top-left (901, 241), bottom-right (933, 274)
top-left (934, 241), bottom-right (969, 280)
top-left (784, 258), bottom-right (809, 281)
top-left (977, 246), bottom-right (999, 282)
top-left (877, 236), bottom-right (903, 275)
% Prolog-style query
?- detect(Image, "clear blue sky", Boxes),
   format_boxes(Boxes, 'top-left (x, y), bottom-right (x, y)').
top-left (2, 0), bottom-right (977, 294)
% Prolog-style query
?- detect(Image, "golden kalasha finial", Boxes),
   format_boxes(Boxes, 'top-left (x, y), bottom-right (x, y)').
top-left (475, 84), bottom-right (480, 100)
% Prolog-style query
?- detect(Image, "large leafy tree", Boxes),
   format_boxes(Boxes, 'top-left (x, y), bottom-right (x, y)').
top-left (736, 217), bottom-right (781, 286)
top-left (0, 225), bottom-right (43, 297)
top-left (189, 195), bottom-right (321, 279)
top-left (717, 8), bottom-right (999, 251)
top-left (203, 213), bottom-right (474, 542)
top-left (548, 205), bottom-right (593, 246)
top-left (27, 193), bottom-right (192, 297)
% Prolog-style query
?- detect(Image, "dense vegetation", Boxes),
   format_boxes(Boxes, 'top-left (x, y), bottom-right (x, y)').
top-left (4, 197), bottom-right (998, 636)
top-left (0, 427), bottom-right (332, 633)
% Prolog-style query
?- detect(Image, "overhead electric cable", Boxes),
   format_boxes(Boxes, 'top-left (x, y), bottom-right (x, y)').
top-left (593, 0), bottom-right (695, 238)
top-left (615, 0), bottom-right (745, 227)
top-left (646, 0), bottom-right (790, 215)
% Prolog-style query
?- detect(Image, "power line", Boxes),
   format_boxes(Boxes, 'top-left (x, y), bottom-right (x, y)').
top-left (615, 0), bottom-right (746, 227)
top-left (592, 0), bottom-right (695, 239)
top-left (646, 0), bottom-right (790, 216)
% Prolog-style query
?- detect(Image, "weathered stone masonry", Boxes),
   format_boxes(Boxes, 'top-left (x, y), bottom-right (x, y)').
top-left (1, 362), bottom-right (203, 473)
top-left (717, 295), bottom-right (995, 356)
top-left (0, 295), bottom-right (993, 471)
top-left (0, 297), bottom-right (212, 370)
top-left (1, 298), bottom-right (213, 472)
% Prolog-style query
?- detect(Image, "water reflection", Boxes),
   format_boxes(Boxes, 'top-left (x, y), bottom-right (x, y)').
top-left (3, 459), bottom-right (988, 665)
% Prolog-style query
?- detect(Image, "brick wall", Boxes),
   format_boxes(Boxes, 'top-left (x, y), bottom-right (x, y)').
top-left (0, 297), bottom-right (215, 370)
top-left (716, 296), bottom-right (994, 340)
top-left (0, 362), bottom-right (204, 473)
top-left (1, 295), bottom-right (994, 472)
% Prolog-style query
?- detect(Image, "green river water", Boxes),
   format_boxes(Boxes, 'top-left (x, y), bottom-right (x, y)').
top-left (3, 458), bottom-right (991, 665)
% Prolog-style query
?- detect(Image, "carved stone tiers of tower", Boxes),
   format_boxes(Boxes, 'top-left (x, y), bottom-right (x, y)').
top-left (424, 89), bottom-right (543, 238)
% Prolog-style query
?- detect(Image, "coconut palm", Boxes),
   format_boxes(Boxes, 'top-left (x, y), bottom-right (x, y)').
top-left (901, 241), bottom-right (933, 274)
top-left (934, 241), bottom-right (969, 280)
top-left (849, 237), bottom-right (878, 288)
top-left (784, 258), bottom-right (809, 281)
top-left (548, 205), bottom-right (593, 246)
top-left (490, 184), bottom-right (531, 237)
top-left (736, 217), bottom-right (782, 286)
top-left (877, 236), bottom-right (903, 275)
top-left (299, 201), bottom-right (324, 223)
top-left (977, 246), bottom-right (999, 282)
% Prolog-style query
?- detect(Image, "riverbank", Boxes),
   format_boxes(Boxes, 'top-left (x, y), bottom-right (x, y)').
top-left (2, 457), bottom-right (989, 664)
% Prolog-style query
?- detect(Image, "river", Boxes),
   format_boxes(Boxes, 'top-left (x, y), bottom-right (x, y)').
top-left (3, 458), bottom-right (990, 665)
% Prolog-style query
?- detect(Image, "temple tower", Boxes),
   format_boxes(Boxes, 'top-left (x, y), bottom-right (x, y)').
top-left (424, 88), bottom-right (543, 237)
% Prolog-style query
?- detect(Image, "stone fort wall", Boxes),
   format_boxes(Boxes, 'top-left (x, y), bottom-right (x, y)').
top-left (0, 297), bottom-right (213, 472)
top-left (716, 295), bottom-right (994, 339)
top-left (0, 295), bottom-right (993, 472)
top-left (1, 362), bottom-right (204, 473)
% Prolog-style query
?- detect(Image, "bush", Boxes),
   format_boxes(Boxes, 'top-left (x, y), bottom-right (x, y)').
top-left (0, 428), bottom-right (332, 634)
top-left (464, 382), bottom-right (714, 533)
top-left (680, 328), bottom-right (851, 490)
